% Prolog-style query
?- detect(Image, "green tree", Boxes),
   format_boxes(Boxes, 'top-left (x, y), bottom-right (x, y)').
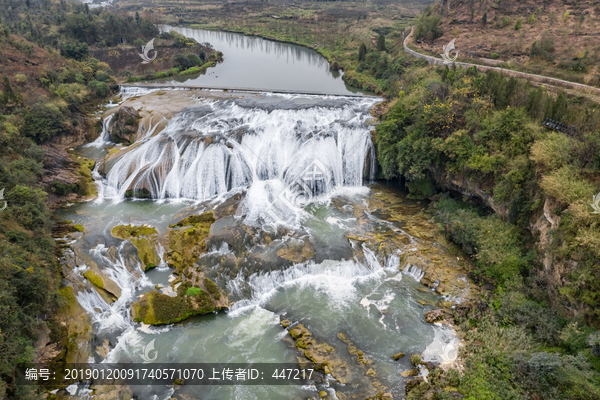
top-left (377, 34), bottom-right (385, 51)
top-left (482, 11), bottom-right (488, 26)
top-left (22, 102), bottom-right (65, 142)
top-left (358, 43), bottom-right (367, 61)
top-left (415, 6), bottom-right (443, 41)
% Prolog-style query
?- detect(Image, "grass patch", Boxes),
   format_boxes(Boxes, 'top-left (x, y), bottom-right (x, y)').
top-left (185, 286), bottom-right (203, 296)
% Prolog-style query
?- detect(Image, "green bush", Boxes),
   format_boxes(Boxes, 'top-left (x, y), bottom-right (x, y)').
top-left (415, 6), bottom-right (443, 41)
top-left (185, 53), bottom-right (202, 66)
top-left (514, 16), bottom-right (523, 30)
top-left (88, 80), bottom-right (111, 97)
top-left (22, 102), bottom-right (65, 142)
top-left (173, 53), bottom-right (193, 69)
top-left (434, 196), bottom-right (526, 283)
top-left (51, 83), bottom-right (88, 110)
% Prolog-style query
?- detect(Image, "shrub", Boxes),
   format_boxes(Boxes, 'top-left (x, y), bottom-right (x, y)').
top-left (133, 38), bottom-right (145, 47)
top-left (51, 83), bottom-right (88, 110)
top-left (179, 66), bottom-right (201, 76)
top-left (22, 102), bottom-right (65, 142)
top-left (559, 322), bottom-right (594, 354)
top-left (173, 53), bottom-right (193, 69)
top-left (415, 6), bottom-right (443, 41)
top-left (358, 43), bottom-right (367, 61)
top-left (446, 368), bottom-right (460, 387)
top-left (434, 197), bottom-right (526, 283)
top-left (410, 354), bottom-right (421, 365)
top-left (530, 33), bottom-right (555, 60)
top-left (61, 41), bottom-right (89, 61)
top-left (540, 165), bottom-right (595, 205)
top-left (185, 53), bottom-right (202, 66)
top-left (87, 80), bottom-right (110, 97)
top-left (530, 132), bottom-right (573, 171)
top-left (155, 71), bottom-right (171, 79)
top-left (514, 16), bottom-right (523, 30)
top-left (14, 74), bottom-right (27, 84)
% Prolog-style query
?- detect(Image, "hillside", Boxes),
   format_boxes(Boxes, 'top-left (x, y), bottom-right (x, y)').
top-left (411, 0), bottom-right (600, 87)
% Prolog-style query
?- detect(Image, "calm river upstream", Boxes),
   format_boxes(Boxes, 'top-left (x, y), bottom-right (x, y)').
top-left (159, 25), bottom-right (364, 95)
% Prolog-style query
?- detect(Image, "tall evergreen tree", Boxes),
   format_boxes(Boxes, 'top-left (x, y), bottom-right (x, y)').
top-left (377, 34), bottom-right (385, 51)
top-left (358, 43), bottom-right (367, 61)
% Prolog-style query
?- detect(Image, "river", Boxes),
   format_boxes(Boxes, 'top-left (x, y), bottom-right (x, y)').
top-left (156, 25), bottom-right (365, 95)
top-left (54, 28), bottom-right (468, 400)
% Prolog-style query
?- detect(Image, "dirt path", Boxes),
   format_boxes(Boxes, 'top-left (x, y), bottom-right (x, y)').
top-left (403, 26), bottom-right (600, 101)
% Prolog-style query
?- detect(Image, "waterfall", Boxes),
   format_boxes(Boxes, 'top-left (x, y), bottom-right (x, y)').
top-left (87, 114), bottom-right (114, 148)
top-left (99, 95), bottom-right (379, 207)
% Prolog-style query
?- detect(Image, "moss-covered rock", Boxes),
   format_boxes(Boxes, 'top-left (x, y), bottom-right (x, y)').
top-left (83, 267), bottom-right (121, 302)
top-left (276, 237), bottom-right (314, 263)
top-left (112, 224), bottom-right (158, 238)
top-left (111, 224), bottom-right (161, 271)
top-left (131, 289), bottom-right (215, 325)
top-left (76, 157), bottom-right (97, 197)
top-left (55, 287), bottom-right (93, 363)
top-left (110, 106), bottom-right (140, 144)
top-left (165, 212), bottom-right (215, 271)
top-left (84, 270), bottom-right (104, 289)
top-left (203, 278), bottom-right (221, 300)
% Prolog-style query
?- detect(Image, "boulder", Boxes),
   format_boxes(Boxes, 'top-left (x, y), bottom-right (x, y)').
top-left (425, 309), bottom-right (445, 323)
top-left (110, 106), bottom-right (140, 144)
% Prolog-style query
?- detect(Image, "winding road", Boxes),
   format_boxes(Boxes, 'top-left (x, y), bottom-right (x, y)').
top-left (403, 26), bottom-right (600, 99)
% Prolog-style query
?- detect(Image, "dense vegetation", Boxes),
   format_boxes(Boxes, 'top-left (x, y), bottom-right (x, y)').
top-left (0, 0), bottom-right (163, 397)
top-left (375, 57), bottom-right (600, 399)
top-left (0, 0), bottom-right (159, 59)
top-left (1, 0), bottom-right (599, 397)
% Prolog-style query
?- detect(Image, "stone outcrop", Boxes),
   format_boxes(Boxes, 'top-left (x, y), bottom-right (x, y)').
top-left (131, 277), bottom-right (228, 325)
top-left (110, 106), bottom-right (140, 144)
top-left (425, 309), bottom-right (446, 323)
top-left (112, 224), bottom-right (161, 270)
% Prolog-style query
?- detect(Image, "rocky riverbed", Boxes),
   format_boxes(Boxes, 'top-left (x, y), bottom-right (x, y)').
top-left (47, 88), bottom-right (477, 400)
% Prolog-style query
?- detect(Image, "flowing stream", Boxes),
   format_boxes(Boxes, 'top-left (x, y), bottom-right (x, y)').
top-left (54, 28), bottom-right (464, 400)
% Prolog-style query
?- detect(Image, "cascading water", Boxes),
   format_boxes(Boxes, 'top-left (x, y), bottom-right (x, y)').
top-left (99, 96), bottom-right (379, 211)
top-left (56, 89), bottom-right (468, 400)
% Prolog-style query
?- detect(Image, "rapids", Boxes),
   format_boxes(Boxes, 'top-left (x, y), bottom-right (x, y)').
top-left (53, 28), bottom-right (468, 400)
